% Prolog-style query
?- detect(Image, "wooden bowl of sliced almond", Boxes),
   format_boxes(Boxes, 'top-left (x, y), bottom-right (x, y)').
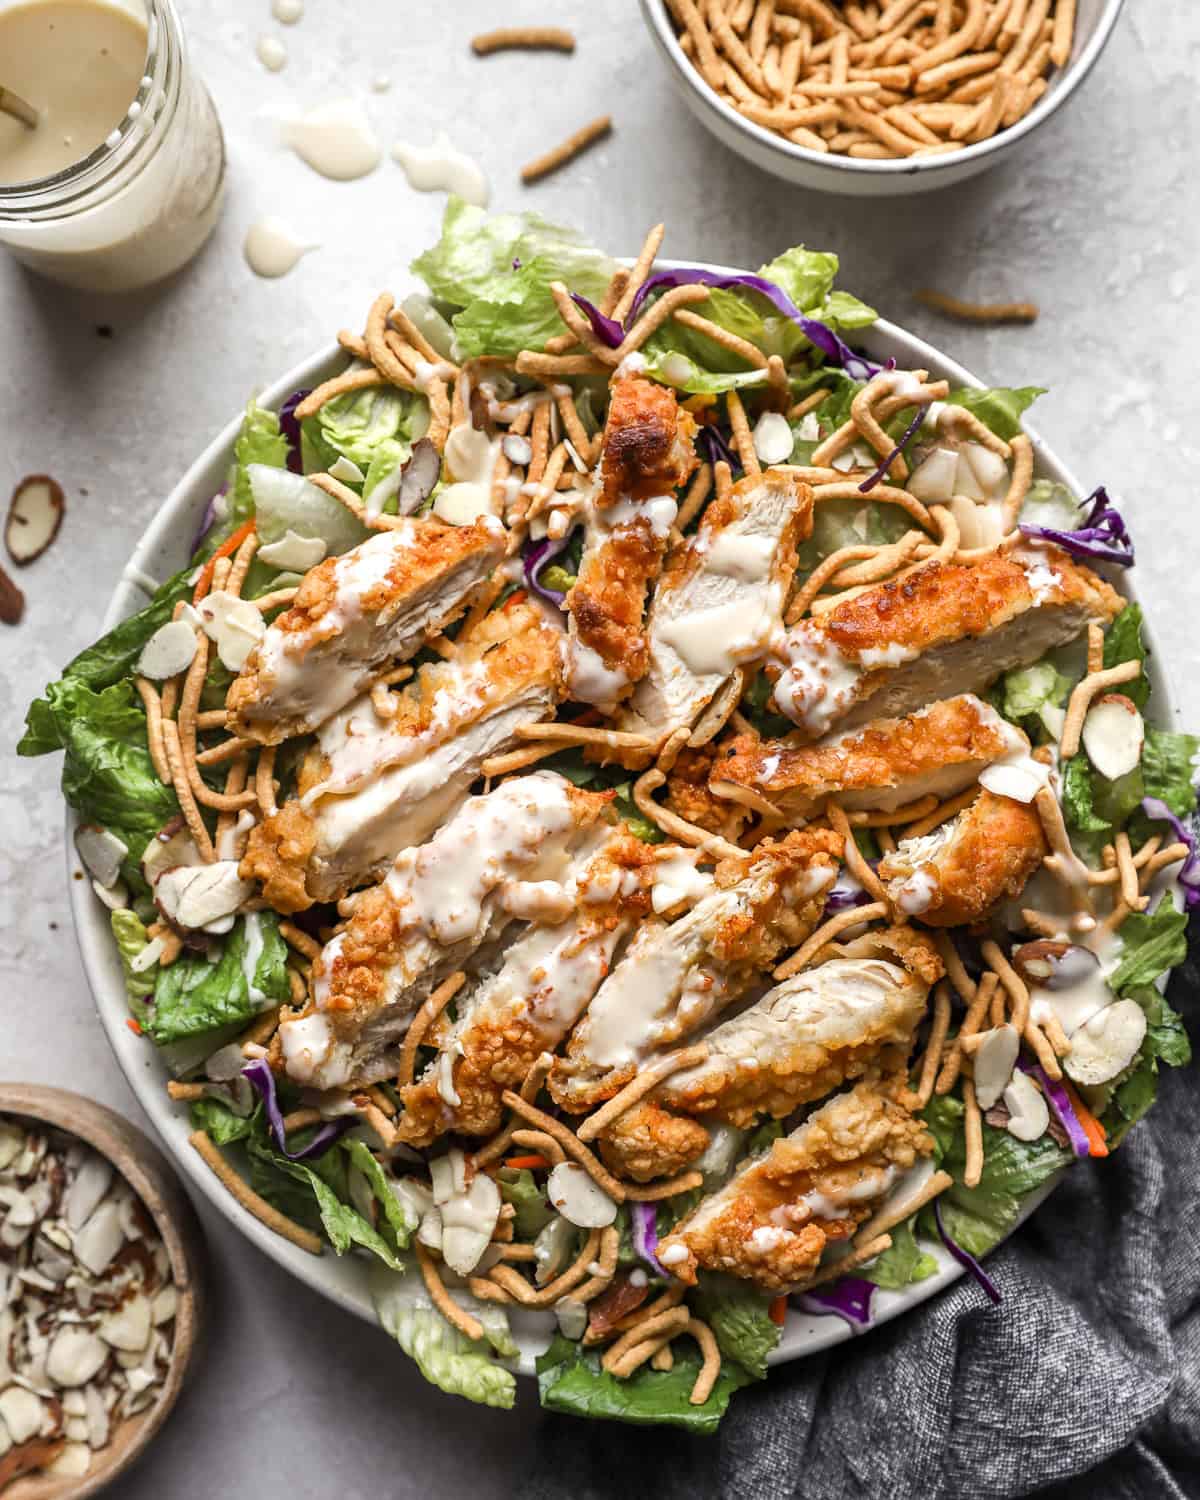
top-left (0, 1085), bottom-right (207, 1498)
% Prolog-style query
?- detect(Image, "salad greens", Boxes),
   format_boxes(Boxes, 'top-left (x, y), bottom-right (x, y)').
top-left (18, 197), bottom-right (1197, 1428)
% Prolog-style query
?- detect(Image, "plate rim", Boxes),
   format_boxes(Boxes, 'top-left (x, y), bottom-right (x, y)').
top-left (64, 269), bottom-right (1178, 1374)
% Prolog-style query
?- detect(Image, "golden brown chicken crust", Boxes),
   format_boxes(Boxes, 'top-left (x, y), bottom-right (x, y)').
top-left (237, 603), bottom-right (562, 912)
top-left (550, 827), bottom-right (843, 1113)
top-left (598, 1103), bottom-right (712, 1183)
top-left (569, 522), bottom-right (667, 677)
top-left (289, 782), bottom-right (615, 1056)
top-left (880, 788), bottom-right (1047, 927)
top-left (397, 839), bottom-right (659, 1146)
top-left (820, 550), bottom-right (1122, 662)
top-left (227, 519), bottom-right (503, 742)
top-left (665, 746), bottom-right (745, 837)
top-left (239, 799), bottom-right (319, 915)
top-left (658, 1076), bottom-right (932, 1290)
top-left (713, 694), bottom-right (1012, 818)
top-left (598, 376), bottom-right (698, 507)
top-left (599, 935), bottom-right (939, 1180)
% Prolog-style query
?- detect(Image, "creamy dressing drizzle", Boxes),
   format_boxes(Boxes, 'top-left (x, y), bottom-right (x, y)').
top-left (243, 216), bottom-right (315, 278)
top-left (392, 134), bottom-right (490, 207)
top-left (282, 98), bottom-right (382, 180)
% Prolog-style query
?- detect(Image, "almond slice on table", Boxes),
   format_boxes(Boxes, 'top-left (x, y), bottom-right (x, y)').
top-left (6, 474), bottom-right (65, 565)
top-left (0, 562), bottom-right (24, 624)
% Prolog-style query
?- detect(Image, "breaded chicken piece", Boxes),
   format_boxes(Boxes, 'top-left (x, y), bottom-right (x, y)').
top-left (397, 836), bottom-right (659, 1146)
top-left (550, 828), bottom-right (842, 1113)
top-left (769, 549), bottom-right (1122, 741)
top-left (565, 377), bottom-right (697, 709)
top-left (656, 1076), bottom-right (933, 1291)
top-left (664, 745), bottom-right (746, 840)
top-left (239, 601), bottom-right (563, 912)
top-left (879, 787), bottom-right (1047, 926)
top-left (273, 773), bottom-right (612, 1091)
top-left (599, 934), bottom-right (940, 1181)
top-left (227, 518), bottom-right (505, 743)
top-left (617, 470), bottom-right (812, 748)
top-left (597, 375), bottom-right (697, 508)
top-left (711, 693), bottom-right (1016, 822)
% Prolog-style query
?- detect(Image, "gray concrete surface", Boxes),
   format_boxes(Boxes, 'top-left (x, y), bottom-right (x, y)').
top-left (2, 1), bottom-right (1196, 1494)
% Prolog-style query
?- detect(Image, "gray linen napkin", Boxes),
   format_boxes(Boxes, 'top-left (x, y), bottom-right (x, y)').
top-left (525, 914), bottom-right (1200, 1500)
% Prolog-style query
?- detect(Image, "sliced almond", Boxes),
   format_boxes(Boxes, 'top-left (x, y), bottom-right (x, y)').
top-left (0, 562), bottom-right (25, 625)
top-left (45, 1327), bottom-right (107, 1388)
top-left (1064, 998), bottom-right (1147, 1086)
top-left (0, 1386), bottom-right (45, 1444)
top-left (136, 619), bottom-right (199, 681)
top-left (6, 475), bottom-right (65, 566)
top-left (753, 410), bottom-right (794, 467)
top-left (72, 1200), bottom-right (125, 1276)
top-left (1081, 694), bottom-right (1144, 781)
top-left (74, 826), bottom-right (129, 890)
top-left (99, 1294), bottom-right (152, 1354)
top-left (547, 1161), bottom-right (617, 1229)
top-left (63, 1153), bottom-right (113, 1232)
top-left (1002, 1071), bottom-right (1050, 1142)
top-left (438, 1172), bottom-right (501, 1276)
top-left (972, 1024), bottom-right (1020, 1110)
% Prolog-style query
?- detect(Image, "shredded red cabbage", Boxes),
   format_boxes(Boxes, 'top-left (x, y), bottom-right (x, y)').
top-left (859, 403), bottom-right (927, 494)
top-left (523, 532), bottom-right (573, 609)
top-left (279, 388), bottom-right (311, 475)
top-left (1016, 1058), bottom-right (1091, 1158)
top-left (794, 1276), bottom-right (876, 1328)
top-left (571, 293), bottom-right (624, 350)
top-left (1019, 485), bottom-right (1134, 568)
top-left (629, 1202), bottom-right (670, 1279)
top-left (1141, 797), bottom-right (1200, 908)
top-left (626, 268), bottom-right (884, 382)
top-left (825, 883), bottom-right (874, 914)
top-left (243, 1058), bottom-right (353, 1160)
top-left (933, 1199), bottom-right (1001, 1305)
top-left (699, 423), bottom-right (739, 474)
top-left (189, 486), bottom-right (226, 558)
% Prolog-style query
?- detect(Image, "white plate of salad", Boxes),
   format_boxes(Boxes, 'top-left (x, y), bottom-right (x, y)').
top-left (23, 200), bottom-right (1197, 1431)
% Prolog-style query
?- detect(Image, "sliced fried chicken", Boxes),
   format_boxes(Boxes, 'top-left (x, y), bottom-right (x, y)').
top-left (239, 601), bottom-right (563, 911)
top-left (549, 828), bottom-right (842, 1113)
top-left (769, 549), bottom-right (1122, 741)
top-left (397, 836), bottom-right (659, 1146)
top-left (564, 376), bottom-right (697, 710)
top-left (599, 933), bottom-right (940, 1181)
top-left (656, 1075), bottom-right (933, 1291)
top-left (273, 773), bottom-right (613, 1091)
top-left (711, 693), bottom-right (1016, 823)
top-left (227, 517), bottom-right (505, 743)
top-left (879, 787), bottom-right (1047, 925)
top-left (617, 469), bottom-right (812, 748)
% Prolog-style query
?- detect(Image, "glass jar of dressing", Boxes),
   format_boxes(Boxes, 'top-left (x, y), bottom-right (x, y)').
top-left (0, 0), bottom-right (225, 292)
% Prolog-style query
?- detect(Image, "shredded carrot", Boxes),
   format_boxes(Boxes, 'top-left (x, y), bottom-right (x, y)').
top-left (1063, 1080), bottom-right (1109, 1157)
top-left (503, 588), bottom-right (529, 611)
top-left (193, 520), bottom-right (256, 602)
top-left (504, 1154), bottom-right (550, 1171)
top-left (769, 1295), bottom-right (788, 1326)
top-left (126, 1018), bottom-right (143, 1035)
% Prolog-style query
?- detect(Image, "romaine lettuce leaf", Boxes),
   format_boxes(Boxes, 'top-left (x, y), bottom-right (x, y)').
top-left (1140, 729), bottom-right (1199, 816)
top-left (1061, 752), bottom-right (1115, 839)
top-left (344, 1137), bottom-right (418, 1251)
top-left (230, 399), bottom-right (289, 528)
top-left (412, 198), bottom-right (616, 360)
top-left (917, 1108), bottom-right (1070, 1258)
top-left (496, 1166), bottom-right (554, 1239)
top-left (1103, 603), bottom-right (1149, 709)
top-left (110, 909), bottom-right (156, 1002)
top-left (536, 1333), bottom-right (751, 1433)
top-left (189, 1094), bottom-right (257, 1146)
top-left (371, 1264), bottom-right (517, 1409)
top-left (861, 1214), bottom-right (938, 1290)
top-left (1110, 893), bottom-right (1189, 995)
top-left (944, 386), bottom-right (1044, 440)
top-left (691, 1273), bottom-right (780, 1379)
top-left (20, 569), bottom-right (194, 754)
top-left (1001, 659), bottom-right (1073, 738)
top-left (248, 1135), bottom-right (407, 1270)
top-left (300, 385), bottom-right (423, 480)
top-left (142, 912), bottom-right (289, 1043)
top-left (21, 677), bottom-right (179, 884)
